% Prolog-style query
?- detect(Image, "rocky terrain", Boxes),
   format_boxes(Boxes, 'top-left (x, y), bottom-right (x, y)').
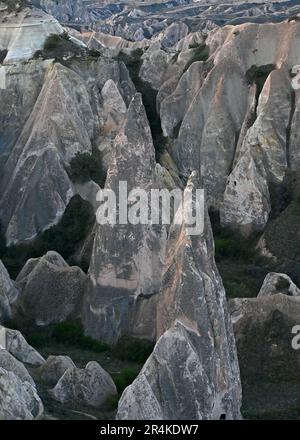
top-left (1, 0), bottom-right (300, 421)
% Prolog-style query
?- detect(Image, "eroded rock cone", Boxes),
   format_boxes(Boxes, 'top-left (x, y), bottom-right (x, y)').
top-left (117, 172), bottom-right (242, 420)
top-left (83, 93), bottom-right (167, 345)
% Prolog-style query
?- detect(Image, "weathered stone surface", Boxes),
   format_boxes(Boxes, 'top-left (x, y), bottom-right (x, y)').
top-left (172, 58), bottom-right (249, 207)
top-left (0, 62), bottom-right (95, 245)
top-left (139, 43), bottom-right (172, 90)
top-left (0, 260), bottom-right (18, 323)
top-left (83, 94), bottom-right (167, 345)
top-left (229, 294), bottom-right (300, 418)
top-left (0, 6), bottom-right (64, 63)
top-left (0, 348), bottom-right (35, 386)
top-left (221, 65), bottom-right (292, 235)
top-left (0, 325), bottom-right (45, 367)
top-left (52, 361), bottom-right (117, 408)
top-left (117, 173), bottom-right (242, 420)
top-left (258, 273), bottom-right (300, 297)
top-left (159, 22), bottom-right (189, 49)
top-left (14, 251), bottom-right (87, 325)
top-left (160, 61), bottom-right (207, 137)
top-left (0, 367), bottom-right (43, 420)
top-left (38, 355), bottom-right (75, 386)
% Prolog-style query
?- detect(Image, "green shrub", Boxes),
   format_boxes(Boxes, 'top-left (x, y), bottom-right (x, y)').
top-left (69, 151), bottom-right (106, 187)
top-left (112, 367), bottom-right (140, 394)
top-left (52, 322), bottom-right (108, 352)
top-left (89, 49), bottom-right (101, 58)
top-left (44, 32), bottom-right (70, 51)
top-left (113, 338), bottom-right (154, 364)
top-left (215, 237), bottom-right (242, 260)
top-left (276, 278), bottom-right (291, 292)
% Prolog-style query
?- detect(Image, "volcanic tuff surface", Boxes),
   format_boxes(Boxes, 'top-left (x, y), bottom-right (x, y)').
top-left (1, 0), bottom-right (300, 421)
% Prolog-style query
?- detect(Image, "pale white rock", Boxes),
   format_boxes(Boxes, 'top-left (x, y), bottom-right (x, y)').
top-left (0, 326), bottom-right (45, 367)
top-left (0, 7), bottom-right (64, 63)
top-left (258, 273), bottom-right (300, 297)
top-left (139, 43), bottom-right (172, 90)
top-left (221, 65), bottom-right (292, 235)
top-left (173, 58), bottom-right (249, 206)
top-left (38, 355), bottom-right (75, 386)
top-left (0, 62), bottom-right (95, 245)
top-left (52, 361), bottom-right (117, 408)
top-left (220, 151), bottom-right (271, 236)
top-left (14, 251), bottom-right (87, 326)
top-left (117, 173), bottom-right (242, 420)
top-left (83, 94), bottom-right (167, 345)
top-left (159, 22), bottom-right (189, 49)
top-left (160, 61), bottom-right (207, 137)
top-left (0, 348), bottom-right (35, 387)
top-left (0, 367), bottom-right (43, 420)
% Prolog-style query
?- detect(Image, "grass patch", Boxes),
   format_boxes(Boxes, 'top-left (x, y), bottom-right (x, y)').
top-left (0, 195), bottom-right (95, 278)
top-left (210, 209), bottom-right (269, 298)
top-left (9, 320), bottom-right (108, 353)
top-left (112, 367), bottom-right (140, 394)
top-left (112, 337), bottom-right (154, 364)
top-left (52, 322), bottom-right (108, 352)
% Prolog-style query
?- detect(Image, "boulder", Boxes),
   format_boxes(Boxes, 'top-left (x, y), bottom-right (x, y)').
top-left (0, 325), bottom-right (45, 367)
top-left (0, 260), bottom-right (18, 323)
top-left (258, 273), bottom-right (300, 297)
top-left (38, 355), bottom-right (75, 386)
top-left (0, 348), bottom-right (35, 387)
top-left (117, 173), bottom-right (242, 420)
top-left (14, 251), bottom-right (87, 326)
top-left (0, 367), bottom-right (43, 420)
top-left (52, 361), bottom-right (117, 408)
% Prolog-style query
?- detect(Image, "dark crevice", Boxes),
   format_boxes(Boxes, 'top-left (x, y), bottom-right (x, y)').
top-left (286, 88), bottom-right (296, 169)
top-left (117, 49), bottom-right (166, 162)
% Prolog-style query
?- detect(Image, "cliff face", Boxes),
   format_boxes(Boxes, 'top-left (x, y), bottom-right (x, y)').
top-left (117, 173), bottom-right (241, 420)
top-left (0, 6), bottom-right (64, 63)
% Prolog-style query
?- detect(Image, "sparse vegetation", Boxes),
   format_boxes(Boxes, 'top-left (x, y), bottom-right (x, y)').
top-left (52, 322), bottom-right (108, 352)
top-left (43, 32), bottom-right (70, 51)
top-left (112, 367), bottom-right (140, 394)
top-left (210, 209), bottom-right (269, 299)
top-left (118, 49), bottom-right (167, 160)
top-left (112, 337), bottom-right (154, 364)
top-left (69, 150), bottom-right (106, 187)
top-left (276, 278), bottom-right (290, 292)
top-left (34, 31), bottom-right (84, 62)
top-left (246, 64), bottom-right (275, 101)
top-left (183, 43), bottom-right (210, 74)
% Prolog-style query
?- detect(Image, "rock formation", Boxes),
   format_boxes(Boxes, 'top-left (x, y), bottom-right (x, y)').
top-left (117, 173), bottom-right (242, 420)
top-left (13, 251), bottom-right (87, 325)
top-left (0, 367), bottom-right (43, 420)
top-left (51, 361), bottom-right (117, 409)
top-left (83, 93), bottom-right (167, 345)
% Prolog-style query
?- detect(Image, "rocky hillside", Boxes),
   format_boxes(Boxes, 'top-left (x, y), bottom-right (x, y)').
top-left (1, 0), bottom-right (300, 420)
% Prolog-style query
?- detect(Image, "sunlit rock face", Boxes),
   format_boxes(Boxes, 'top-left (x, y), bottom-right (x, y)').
top-left (117, 173), bottom-right (242, 420)
top-left (0, 6), bottom-right (64, 63)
